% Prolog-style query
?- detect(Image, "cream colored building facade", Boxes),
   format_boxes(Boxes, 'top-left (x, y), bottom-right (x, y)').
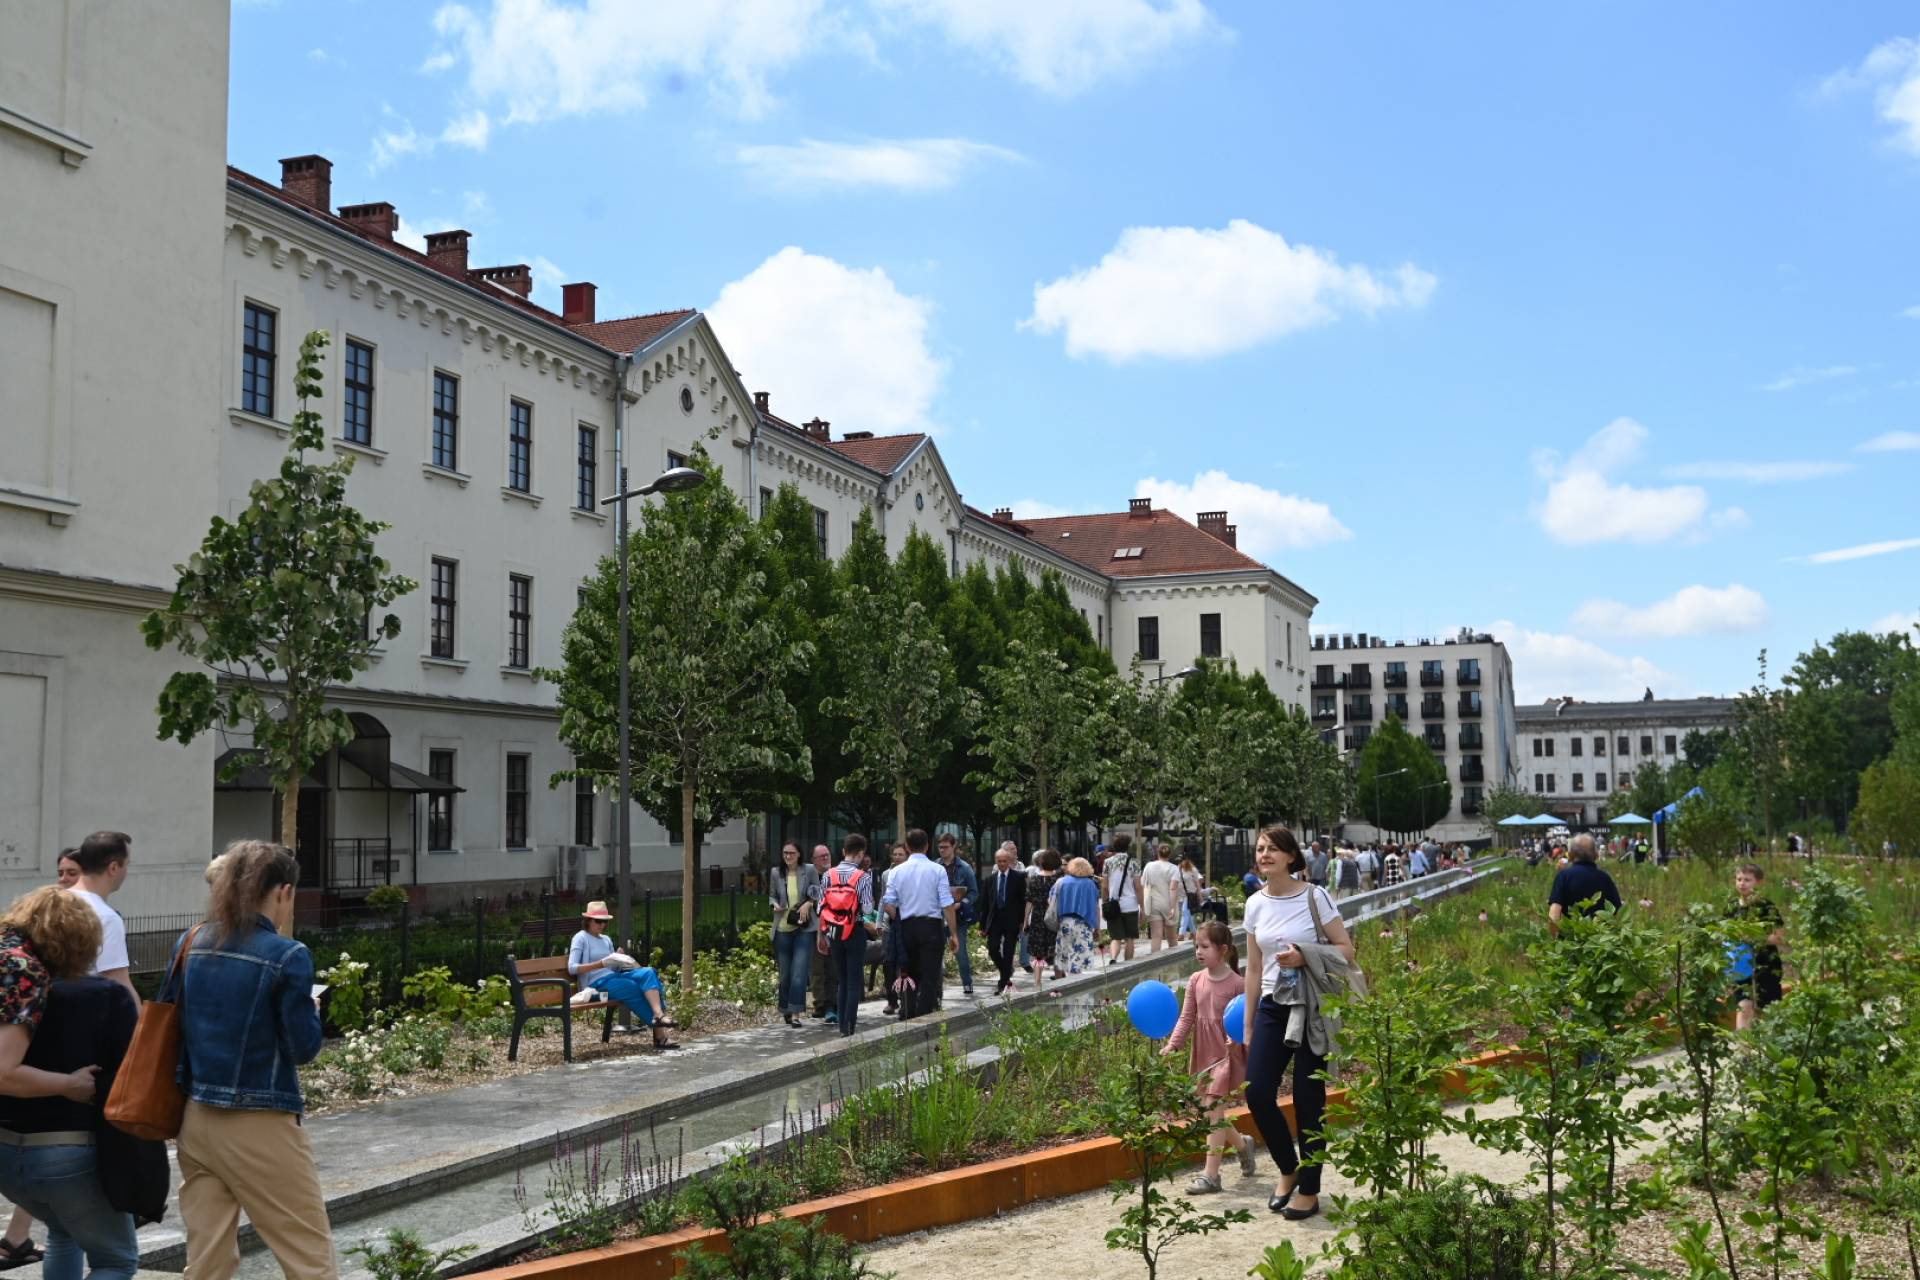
top-left (0, 0), bottom-right (231, 917)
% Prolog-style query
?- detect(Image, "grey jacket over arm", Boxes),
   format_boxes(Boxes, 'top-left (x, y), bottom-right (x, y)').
top-left (1284, 941), bottom-right (1359, 1060)
top-left (768, 864), bottom-right (821, 916)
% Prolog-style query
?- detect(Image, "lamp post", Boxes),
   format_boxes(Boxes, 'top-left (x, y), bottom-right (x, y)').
top-left (1417, 778), bottom-right (1448, 834)
top-left (601, 463), bottom-right (706, 947)
top-left (1373, 766), bottom-right (1409, 841)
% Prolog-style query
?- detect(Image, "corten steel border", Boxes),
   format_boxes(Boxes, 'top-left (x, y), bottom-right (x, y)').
top-left (464, 1046), bottom-right (1534, 1279)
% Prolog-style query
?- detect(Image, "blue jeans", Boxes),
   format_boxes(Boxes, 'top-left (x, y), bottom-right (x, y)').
top-left (0, 1142), bottom-right (139, 1280)
top-left (773, 928), bottom-right (812, 1015)
top-left (587, 966), bottom-right (665, 1025)
top-left (828, 933), bottom-right (867, 1036)
top-left (951, 922), bottom-right (974, 991)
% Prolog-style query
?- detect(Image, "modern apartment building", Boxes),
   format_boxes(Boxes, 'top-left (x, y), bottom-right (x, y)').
top-left (1515, 693), bottom-right (1739, 826)
top-left (1308, 629), bottom-right (1518, 842)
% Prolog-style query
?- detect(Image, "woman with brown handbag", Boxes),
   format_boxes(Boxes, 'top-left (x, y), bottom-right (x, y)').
top-left (174, 841), bottom-right (332, 1279)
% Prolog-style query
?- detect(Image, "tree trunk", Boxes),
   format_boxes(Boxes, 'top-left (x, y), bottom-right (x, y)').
top-left (281, 774), bottom-right (301, 853)
top-left (680, 780), bottom-right (697, 994)
top-left (895, 783), bottom-right (908, 845)
top-left (1039, 816), bottom-right (1051, 853)
top-left (1203, 825), bottom-right (1214, 885)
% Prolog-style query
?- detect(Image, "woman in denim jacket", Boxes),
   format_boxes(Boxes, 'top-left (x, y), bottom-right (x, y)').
top-left (175, 841), bottom-right (333, 1279)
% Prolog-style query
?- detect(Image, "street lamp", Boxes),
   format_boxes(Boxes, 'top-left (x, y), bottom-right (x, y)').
top-left (1150, 665), bottom-right (1201, 685)
top-left (601, 464), bottom-right (707, 945)
top-left (1373, 767), bottom-right (1409, 841)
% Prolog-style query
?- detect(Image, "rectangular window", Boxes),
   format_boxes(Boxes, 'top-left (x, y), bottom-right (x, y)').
top-left (1458, 658), bottom-right (1481, 683)
top-left (1097, 615), bottom-right (1104, 648)
top-left (430, 558), bottom-right (457, 658)
top-left (575, 425), bottom-right (597, 510)
top-left (1544, 739), bottom-right (1555, 757)
top-left (1199, 613), bottom-right (1222, 659)
top-left (1387, 693), bottom-right (1410, 719)
top-left (507, 574), bottom-right (532, 669)
top-left (1593, 736), bottom-right (1606, 756)
top-left (1572, 773), bottom-right (1585, 792)
top-left (1640, 735), bottom-right (1654, 755)
top-left (1618, 735), bottom-right (1630, 755)
top-left (759, 487), bottom-right (773, 518)
top-left (427, 750), bottom-right (456, 851)
top-left (432, 371), bottom-right (459, 470)
top-left (507, 400), bottom-right (533, 492)
top-left (1664, 734), bottom-right (1677, 755)
top-left (1138, 615), bottom-right (1160, 661)
top-left (1571, 737), bottom-right (1583, 757)
top-left (1532, 739), bottom-right (1543, 757)
top-left (573, 772), bottom-right (594, 846)
top-left (1534, 772), bottom-right (1544, 792)
top-left (1313, 695), bottom-right (1335, 717)
top-left (666, 450), bottom-right (688, 470)
top-left (1618, 770), bottom-right (1632, 788)
top-left (341, 339), bottom-right (374, 445)
top-left (242, 302), bottom-right (276, 417)
top-left (1548, 774), bottom-right (1557, 793)
top-left (813, 506), bottom-right (829, 558)
top-left (1596, 772), bottom-right (1608, 792)
top-left (505, 754), bottom-right (530, 849)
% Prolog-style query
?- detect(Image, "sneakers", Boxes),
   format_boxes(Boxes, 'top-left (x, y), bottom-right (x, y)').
top-left (824, 1010), bottom-right (838, 1024)
top-left (1238, 1134), bottom-right (1258, 1176)
top-left (1185, 1173), bottom-right (1222, 1195)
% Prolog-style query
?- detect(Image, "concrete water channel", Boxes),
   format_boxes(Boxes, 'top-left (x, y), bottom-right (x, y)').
top-left (95, 861), bottom-right (1514, 1278)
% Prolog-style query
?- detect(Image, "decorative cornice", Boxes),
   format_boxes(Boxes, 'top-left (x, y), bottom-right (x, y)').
top-left (0, 104), bottom-right (91, 167)
top-left (0, 563), bottom-right (170, 614)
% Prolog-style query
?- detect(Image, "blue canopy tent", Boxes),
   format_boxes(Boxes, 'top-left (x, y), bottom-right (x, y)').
top-left (1527, 814), bottom-right (1563, 825)
top-left (1610, 813), bottom-right (1653, 824)
top-left (1496, 814), bottom-right (1534, 827)
top-left (1651, 787), bottom-right (1707, 860)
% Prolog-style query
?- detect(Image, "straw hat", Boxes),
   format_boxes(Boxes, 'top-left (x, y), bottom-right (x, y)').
top-left (581, 900), bottom-right (613, 921)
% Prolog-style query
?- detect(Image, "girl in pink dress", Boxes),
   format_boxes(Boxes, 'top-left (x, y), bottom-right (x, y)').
top-left (1162, 919), bottom-right (1257, 1193)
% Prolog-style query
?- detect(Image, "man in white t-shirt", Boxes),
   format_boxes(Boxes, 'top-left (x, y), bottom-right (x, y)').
top-left (69, 829), bottom-right (138, 1001)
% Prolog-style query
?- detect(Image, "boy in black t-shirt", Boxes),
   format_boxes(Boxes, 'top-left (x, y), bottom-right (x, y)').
top-left (1726, 863), bottom-right (1784, 1029)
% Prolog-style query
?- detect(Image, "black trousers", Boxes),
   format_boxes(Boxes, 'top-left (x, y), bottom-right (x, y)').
top-left (1244, 996), bottom-right (1331, 1195)
top-left (985, 924), bottom-right (1020, 988)
top-left (828, 933), bottom-right (866, 1037)
top-left (900, 917), bottom-right (946, 1019)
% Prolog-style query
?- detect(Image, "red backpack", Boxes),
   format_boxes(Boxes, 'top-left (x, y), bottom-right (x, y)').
top-left (818, 866), bottom-right (867, 940)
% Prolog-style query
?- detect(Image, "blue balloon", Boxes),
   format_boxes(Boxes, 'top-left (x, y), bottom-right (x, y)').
top-left (1222, 993), bottom-right (1247, 1045)
top-left (1724, 941), bottom-right (1755, 981)
top-left (1127, 980), bottom-right (1180, 1039)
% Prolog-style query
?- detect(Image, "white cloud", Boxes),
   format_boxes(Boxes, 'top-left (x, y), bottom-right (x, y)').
top-left (1825, 36), bottom-right (1920, 155)
top-left (370, 108), bottom-right (496, 170)
top-left (1662, 459), bottom-right (1852, 483)
top-left (1901, 304), bottom-right (1920, 319)
top-left (708, 247), bottom-right (944, 433)
top-left (421, 49), bottom-right (457, 73)
top-left (429, 0), bottom-right (829, 125)
top-left (1493, 620), bottom-right (1684, 705)
top-left (370, 117), bottom-right (431, 171)
top-left (1008, 499), bottom-right (1075, 521)
top-left (1023, 220), bottom-right (1434, 363)
top-left (1760, 364), bottom-right (1857, 392)
top-left (441, 108), bottom-right (491, 150)
top-left (1872, 608), bottom-right (1920, 636)
top-left (1534, 418), bottom-right (1732, 545)
top-left (1132, 470), bottom-right (1351, 559)
top-left (1859, 430), bottom-right (1920, 451)
top-left (733, 137), bottom-right (1021, 192)
top-left (1570, 585), bottom-right (1768, 638)
top-left (872, 0), bottom-right (1216, 95)
top-left (1791, 536), bottom-right (1920, 565)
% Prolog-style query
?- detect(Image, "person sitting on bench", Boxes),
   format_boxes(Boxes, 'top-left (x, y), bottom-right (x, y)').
top-left (567, 901), bottom-right (678, 1049)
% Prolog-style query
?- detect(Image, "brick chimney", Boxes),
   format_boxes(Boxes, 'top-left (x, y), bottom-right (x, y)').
top-left (562, 282), bottom-right (596, 325)
top-left (279, 154), bottom-right (332, 211)
top-left (472, 264), bottom-right (532, 298)
top-left (753, 391), bottom-right (770, 415)
top-left (425, 230), bottom-right (470, 276)
top-left (803, 417), bottom-right (830, 442)
top-left (1197, 510), bottom-right (1235, 546)
top-left (339, 201), bottom-right (398, 240)
top-left (991, 507), bottom-right (1014, 523)
top-left (1128, 497), bottom-right (1152, 519)
top-left (843, 430), bottom-right (874, 441)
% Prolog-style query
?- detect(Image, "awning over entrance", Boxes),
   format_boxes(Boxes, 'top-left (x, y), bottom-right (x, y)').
top-left (360, 756), bottom-right (464, 795)
top-left (213, 749), bottom-right (325, 792)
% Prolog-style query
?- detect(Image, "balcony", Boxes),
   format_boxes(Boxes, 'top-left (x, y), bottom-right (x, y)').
top-left (1385, 699), bottom-right (1410, 721)
top-left (1345, 702), bottom-right (1373, 722)
top-left (1345, 729), bottom-right (1372, 751)
top-left (1459, 727), bottom-right (1484, 749)
top-left (1346, 671), bottom-right (1372, 690)
top-left (1457, 695), bottom-right (1483, 718)
top-left (1311, 669), bottom-right (1340, 689)
top-left (1457, 667), bottom-right (1482, 687)
top-left (1311, 706), bottom-right (1337, 725)
top-left (1420, 669), bottom-right (1444, 687)
top-left (1424, 732), bottom-right (1446, 751)
top-left (1420, 697), bottom-right (1446, 719)
top-left (1459, 764), bottom-right (1485, 783)
top-left (1383, 670), bottom-right (1408, 689)
top-left (1461, 796), bottom-right (1483, 816)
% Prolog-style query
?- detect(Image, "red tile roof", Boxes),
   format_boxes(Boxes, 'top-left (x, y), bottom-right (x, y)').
top-left (574, 309), bottom-right (697, 352)
top-left (1009, 509), bottom-right (1267, 578)
top-left (822, 433), bottom-right (926, 475)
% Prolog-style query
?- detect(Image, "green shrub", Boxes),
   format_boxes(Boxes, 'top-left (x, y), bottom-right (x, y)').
top-left (1323, 1176), bottom-right (1544, 1280)
top-left (343, 1227), bottom-right (475, 1280)
top-left (318, 953), bottom-right (371, 1033)
top-left (364, 884), bottom-right (409, 915)
top-left (676, 1157), bottom-right (888, 1280)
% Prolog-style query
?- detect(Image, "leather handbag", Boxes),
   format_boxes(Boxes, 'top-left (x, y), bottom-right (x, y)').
top-left (105, 924), bottom-right (202, 1141)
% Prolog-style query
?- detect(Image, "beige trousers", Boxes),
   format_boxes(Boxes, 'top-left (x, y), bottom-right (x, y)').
top-left (177, 1101), bottom-right (337, 1279)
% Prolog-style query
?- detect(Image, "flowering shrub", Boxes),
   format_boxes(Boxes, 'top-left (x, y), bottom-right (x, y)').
top-left (318, 953), bottom-right (372, 1033)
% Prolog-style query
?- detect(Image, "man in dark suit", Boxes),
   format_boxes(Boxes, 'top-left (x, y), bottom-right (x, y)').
top-left (979, 843), bottom-right (1028, 996)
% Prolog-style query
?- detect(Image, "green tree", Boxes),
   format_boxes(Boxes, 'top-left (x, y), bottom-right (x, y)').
top-left (143, 331), bottom-right (415, 847)
top-left (1735, 651), bottom-right (1789, 846)
top-left (1852, 756), bottom-right (1920, 857)
top-left (756, 483), bottom-right (845, 841)
top-left (1482, 780), bottom-right (1541, 832)
top-left (544, 447), bottom-right (811, 990)
top-left (969, 630), bottom-right (1104, 851)
top-left (821, 511), bottom-right (960, 837)
top-left (1669, 786), bottom-right (1749, 869)
top-left (1778, 630), bottom-right (1917, 828)
top-left (1092, 668), bottom-right (1188, 839)
top-left (1353, 715), bottom-right (1449, 836)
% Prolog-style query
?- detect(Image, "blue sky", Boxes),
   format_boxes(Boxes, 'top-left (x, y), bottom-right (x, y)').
top-left (230, 1), bottom-right (1920, 703)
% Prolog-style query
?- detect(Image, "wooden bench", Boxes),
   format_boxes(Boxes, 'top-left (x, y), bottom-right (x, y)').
top-left (503, 953), bottom-right (617, 1063)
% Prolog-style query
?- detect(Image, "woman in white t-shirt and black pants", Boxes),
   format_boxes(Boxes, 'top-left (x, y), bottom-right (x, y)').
top-left (1242, 825), bottom-right (1355, 1221)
